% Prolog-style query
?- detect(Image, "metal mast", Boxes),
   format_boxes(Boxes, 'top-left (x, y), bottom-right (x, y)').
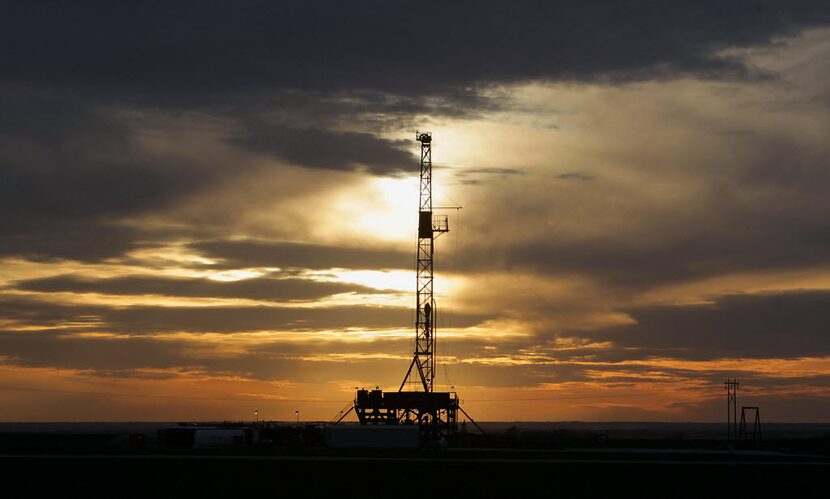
top-left (401, 131), bottom-right (447, 392)
top-left (337, 131), bottom-right (481, 437)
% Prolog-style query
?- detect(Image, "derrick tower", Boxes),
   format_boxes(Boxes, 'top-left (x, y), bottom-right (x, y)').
top-left (400, 131), bottom-right (448, 392)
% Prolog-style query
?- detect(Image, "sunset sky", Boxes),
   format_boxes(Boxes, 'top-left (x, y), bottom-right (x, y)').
top-left (2, 1), bottom-right (830, 422)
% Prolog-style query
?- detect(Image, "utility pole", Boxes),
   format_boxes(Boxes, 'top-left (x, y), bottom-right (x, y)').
top-left (725, 378), bottom-right (739, 448)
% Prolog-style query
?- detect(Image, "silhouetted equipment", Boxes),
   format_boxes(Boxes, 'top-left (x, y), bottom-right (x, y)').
top-left (331, 400), bottom-right (355, 424)
top-left (354, 388), bottom-right (457, 426)
top-left (335, 132), bottom-right (480, 441)
top-left (739, 406), bottom-right (762, 444)
top-left (401, 131), bottom-right (449, 392)
top-left (724, 379), bottom-right (763, 448)
top-left (725, 378), bottom-right (739, 447)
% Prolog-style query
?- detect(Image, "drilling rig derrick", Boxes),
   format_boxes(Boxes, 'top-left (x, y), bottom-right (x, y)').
top-left (340, 132), bottom-right (479, 439)
top-left (401, 131), bottom-right (448, 393)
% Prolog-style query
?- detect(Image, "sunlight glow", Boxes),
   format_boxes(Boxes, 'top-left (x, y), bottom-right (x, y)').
top-left (304, 269), bottom-right (413, 292)
top-left (127, 244), bottom-right (217, 266)
top-left (316, 176), bottom-right (417, 243)
top-left (206, 269), bottom-right (266, 282)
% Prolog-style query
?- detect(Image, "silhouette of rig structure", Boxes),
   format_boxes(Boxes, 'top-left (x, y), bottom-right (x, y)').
top-left (334, 132), bottom-right (479, 439)
top-left (725, 378), bottom-right (762, 447)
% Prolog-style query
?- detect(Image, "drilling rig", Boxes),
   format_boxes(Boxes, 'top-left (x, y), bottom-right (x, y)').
top-left (400, 131), bottom-right (446, 394)
top-left (334, 132), bottom-right (479, 438)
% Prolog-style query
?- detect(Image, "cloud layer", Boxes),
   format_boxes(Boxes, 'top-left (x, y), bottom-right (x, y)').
top-left (2, 3), bottom-right (830, 421)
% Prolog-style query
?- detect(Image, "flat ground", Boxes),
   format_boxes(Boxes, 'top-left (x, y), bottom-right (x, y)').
top-left (2, 423), bottom-right (828, 498)
top-left (3, 450), bottom-right (828, 498)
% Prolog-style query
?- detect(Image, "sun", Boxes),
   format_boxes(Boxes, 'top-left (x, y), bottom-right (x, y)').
top-left (322, 176), bottom-right (419, 244)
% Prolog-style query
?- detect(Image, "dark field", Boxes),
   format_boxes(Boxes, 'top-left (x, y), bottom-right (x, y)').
top-left (3, 452), bottom-right (829, 498)
top-left (2, 422), bottom-right (828, 498)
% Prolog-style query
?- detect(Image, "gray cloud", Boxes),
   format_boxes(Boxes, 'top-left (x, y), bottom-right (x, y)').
top-left (107, 305), bottom-right (481, 333)
top-left (554, 172), bottom-right (596, 181)
top-left (12, 274), bottom-right (392, 302)
top-left (0, 329), bottom-right (410, 383)
top-left (452, 167), bottom-right (525, 186)
top-left (190, 239), bottom-right (411, 270)
top-left (571, 290), bottom-right (830, 361)
top-left (453, 134), bottom-right (830, 290)
top-left (0, 330), bottom-right (197, 374)
top-left (3, 290), bottom-right (830, 389)
top-left (230, 124), bottom-right (412, 175)
top-left (0, 296), bottom-right (487, 334)
top-left (0, 90), bottom-right (415, 261)
top-left (500, 232), bottom-right (820, 287)
top-left (0, 90), bottom-right (232, 262)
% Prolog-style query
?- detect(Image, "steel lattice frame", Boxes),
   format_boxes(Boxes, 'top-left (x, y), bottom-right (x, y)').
top-left (401, 132), bottom-right (443, 393)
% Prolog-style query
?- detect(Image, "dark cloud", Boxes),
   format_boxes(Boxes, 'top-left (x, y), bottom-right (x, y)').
top-left (574, 290), bottom-right (830, 360)
top-left (0, 296), bottom-right (487, 334)
top-left (12, 274), bottom-right (393, 302)
top-left (3, 1), bottom-right (829, 264)
top-left (0, 89), bottom-right (230, 262)
top-left (0, 329), bottom-right (410, 383)
top-left (0, 93), bottom-right (209, 220)
top-left (11, 286), bottom-right (827, 384)
top-left (0, 298), bottom-right (101, 330)
top-left (190, 239), bottom-right (411, 270)
top-left (230, 124), bottom-right (412, 174)
top-left (0, 90), bottom-right (414, 261)
top-left (0, 93), bottom-right (141, 261)
top-left (458, 166), bottom-right (830, 289)
top-left (0, 313), bottom-right (499, 385)
top-left (501, 234), bottom-right (799, 287)
top-left (2, 2), bottom-right (830, 419)
top-left (452, 167), bottom-right (525, 186)
top-left (554, 172), bottom-right (596, 181)
top-left (3, 290), bottom-right (830, 388)
top-left (106, 304), bottom-right (481, 333)
top-left (0, 220), bottom-right (138, 263)
top-left (453, 168), bottom-right (524, 176)
top-left (4, 1), bottom-right (830, 102)
top-left (0, 330), bottom-right (196, 374)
